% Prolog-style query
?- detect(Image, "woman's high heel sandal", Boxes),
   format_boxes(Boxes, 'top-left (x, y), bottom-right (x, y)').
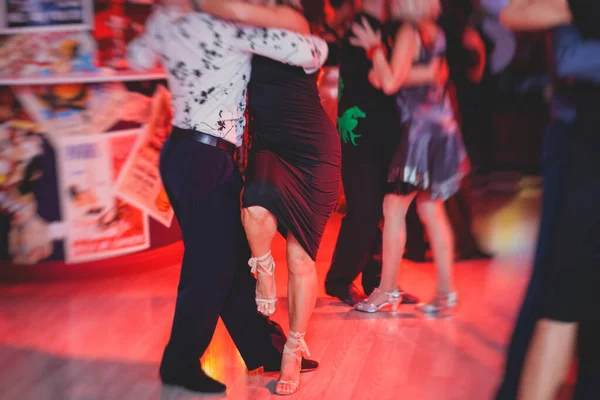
top-left (415, 292), bottom-right (458, 317)
top-left (248, 251), bottom-right (277, 316)
top-left (354, 288), bottom-right (403, 313)
top-left (275, 331), bottom-right (310, 396)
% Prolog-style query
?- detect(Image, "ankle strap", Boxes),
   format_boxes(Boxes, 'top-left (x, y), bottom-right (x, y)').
top-left (248, 251), bottom-right (274, 275)
top-left (284, 331), bottom-right (310, 359)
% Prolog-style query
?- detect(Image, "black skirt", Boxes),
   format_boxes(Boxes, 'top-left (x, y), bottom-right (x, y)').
top-left (242, 57), bottom-right (342, 261)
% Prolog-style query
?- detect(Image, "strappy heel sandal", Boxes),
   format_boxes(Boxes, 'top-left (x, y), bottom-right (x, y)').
top-left (248, 251), bottom-right (277, 316)
top-left (416, 292), bottom-right (458, 317)
top-left (354, 288), bottom-right (403, 313)
top-left (275, 331), bottom-right (310, 396)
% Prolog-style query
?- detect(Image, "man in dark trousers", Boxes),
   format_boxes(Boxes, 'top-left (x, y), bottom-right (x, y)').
top-left (325, 0), bottom-right (439, 305)
top-left (127, 0), bottom-right (325, 394)
top-left (495, 24), bottom-right (600, 400)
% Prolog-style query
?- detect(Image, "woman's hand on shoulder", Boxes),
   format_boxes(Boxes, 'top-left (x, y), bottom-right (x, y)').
top-left (349, 17), bottom-right (382, 51)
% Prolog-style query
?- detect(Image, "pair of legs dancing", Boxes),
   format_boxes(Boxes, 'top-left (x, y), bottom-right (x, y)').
top-left (158, 133), bottom-right (297, 394)
top-left (242, 206), bottom-right (317, 395)
top-left (357, 191), bottom-right (456, 314)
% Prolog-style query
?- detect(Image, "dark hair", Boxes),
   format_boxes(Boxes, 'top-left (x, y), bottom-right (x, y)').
top-left (277, 0), bottom-right (325, 27)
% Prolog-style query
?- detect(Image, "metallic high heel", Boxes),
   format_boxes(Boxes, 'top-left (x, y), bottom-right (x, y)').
top-left (275, 331), bottom-right (310, 396)
top-left (354, 288), bottom-right (403, 313)
top-left (416, 292), bottom-right (458, 317)
top-left (248, 251), bottom-right (277, 316)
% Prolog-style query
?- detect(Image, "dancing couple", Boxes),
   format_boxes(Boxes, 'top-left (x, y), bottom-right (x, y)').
top-left (330, 0), bottom-right (468, 316)
top-left (128, 0), bottom-right (340, 396)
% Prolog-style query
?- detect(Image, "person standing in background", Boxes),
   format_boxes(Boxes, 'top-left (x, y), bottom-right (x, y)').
top-left (325, 0), bottom-right (440, 306)
top-left (404, 0), bottom-right (492, 262)
top-left (499, 1), bottom-right (600, 398)
top-left (495, 24), bottom-right (600, 400)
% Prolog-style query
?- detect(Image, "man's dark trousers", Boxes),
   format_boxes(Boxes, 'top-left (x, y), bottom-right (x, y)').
top-left (495, 120), bottom-right (570, 399)
top-left (326, 145), bottom-right (388, 294)
top-left (158, 133), bottom-right (285, 376)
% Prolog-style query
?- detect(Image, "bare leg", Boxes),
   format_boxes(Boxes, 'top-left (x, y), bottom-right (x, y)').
top-left (359, 193), bottom-right (417, 307)
top-left (242, 206), bottom-right (278, 315)
top-left (380, 193), bottom-right (418, 292)
top-left (416, 193), bottom-right (455, 295)
top-left (276, 233), bottom-right (317, 395)
top-left (518, 319), bottom-right (578, 400)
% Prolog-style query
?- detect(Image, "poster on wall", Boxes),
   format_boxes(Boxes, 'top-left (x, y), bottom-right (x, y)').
top-left (14, 82), bottom-right (155, 141)
top-left (57, 133), bottom-right (150, 263)
top-left (0, 0), bottom-right (94, 34)
top-left (115, 85), bottom-right (173, 228)
top-left (0, 120), bottom-right (56, 265)
top-left (0, 31), bottom-right (97, 76)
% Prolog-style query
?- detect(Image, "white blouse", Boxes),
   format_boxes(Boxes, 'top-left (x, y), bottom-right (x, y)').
top-left (127, 8), bottom-right (328, 147)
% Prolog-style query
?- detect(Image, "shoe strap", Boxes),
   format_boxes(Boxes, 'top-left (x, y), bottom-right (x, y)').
top-left (283, 331), bottom-right (310, 360)
top-left (374, 288), bottom-right (402, 297)
top-left (248, 251), bottom-right (275, 276)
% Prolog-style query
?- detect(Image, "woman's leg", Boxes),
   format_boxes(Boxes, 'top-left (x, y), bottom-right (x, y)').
top-left (380, 193), bottom-right (418, 292)
top-left (357, 192), bottom-right (416, 308)
top-left (518, 319), bottom-right (578, 400)
top-left (276, 233), bottom-right (318, 395)
top-left (416, 193), bottom-right (455, 295)
top-left (241, 206), bottom-right (278, 315)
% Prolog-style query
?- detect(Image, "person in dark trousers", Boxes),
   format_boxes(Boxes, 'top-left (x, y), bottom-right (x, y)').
top-left (495, 14), bottom-right (600, 400)
top-left (127, 0), bottom-right (325, 394)
top-left (325, 0), bottom-right (440, 305)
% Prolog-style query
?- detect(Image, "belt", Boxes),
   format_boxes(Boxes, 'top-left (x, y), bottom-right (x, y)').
top-left (171, 127), bottom-right (237, 154)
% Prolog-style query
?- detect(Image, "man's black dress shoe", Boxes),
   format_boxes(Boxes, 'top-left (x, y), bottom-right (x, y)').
top-left (325, 283), bottom-right (366, 306)
top-left (400, 290), bottom-right (419, 304)
top-left (160, 367), bottom-right (226, 394)
top-left (457, 249), bottom-right (494, 261)
top-left (263, 357), bottom-right (318, 373)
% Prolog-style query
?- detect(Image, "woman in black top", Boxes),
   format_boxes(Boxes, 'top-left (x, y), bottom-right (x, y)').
top-left (501, 1), bottom-right (600, 399)
top-left (199, 0), bottom-right (340, 395)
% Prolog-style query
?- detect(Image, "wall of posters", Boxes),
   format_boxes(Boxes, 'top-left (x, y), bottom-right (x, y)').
top-left (56, 132), bottom-right (150, 263)
top-left (13, 82), bottom-right (151, 141)
top-left (0, 0), bottom-right (94, 34)
top-left (115, 85), bottom-right (174, 228)
top-left (0, 31), bottom-right (97, 76)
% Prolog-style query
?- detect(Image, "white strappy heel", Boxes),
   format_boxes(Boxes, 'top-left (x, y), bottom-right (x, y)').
top-left (248, 251), bottom-right (277, 316)
top-left (275, 331), bottom-right (310, 396)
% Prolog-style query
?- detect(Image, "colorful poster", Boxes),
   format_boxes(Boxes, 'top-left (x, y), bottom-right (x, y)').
top-left (0, 0), bottom-right (94, 34)
top-left (0, 120), bottom-right (55, 265)
top-left (115, 85), bottom-right (173, 227)
top-left (57, 133), bottom-right (150, 263)
top-left (0, 31), bottom-right (97, 76)
top-left (14, 82), bottom-right (153, 140)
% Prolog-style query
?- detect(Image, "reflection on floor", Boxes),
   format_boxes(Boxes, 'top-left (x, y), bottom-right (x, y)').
top-left (0, 186), bottom-right (545, 400)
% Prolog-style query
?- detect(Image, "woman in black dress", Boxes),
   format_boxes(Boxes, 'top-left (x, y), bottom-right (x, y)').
top-left (200, 0), bottom-right (340, 395)
top-left (501, 1), bottom-right (600, 398)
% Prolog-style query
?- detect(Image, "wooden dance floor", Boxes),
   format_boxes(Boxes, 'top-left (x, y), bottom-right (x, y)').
top-left (0, 184), bottom-right (543, 400)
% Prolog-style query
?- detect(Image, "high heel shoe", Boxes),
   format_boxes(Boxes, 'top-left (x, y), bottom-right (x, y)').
top-left (248, 251), bottom-right (277, 316)
top-left (275, 331), bottom-right (310, 396)
top-left (354, 288), bottom-right (403, 313)
top-left (415, 292), bottom-right (458, 317)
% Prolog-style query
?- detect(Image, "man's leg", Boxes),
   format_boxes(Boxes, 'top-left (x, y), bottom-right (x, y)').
top-left (495, 121), bottom-right (570, 400)
top-left (325, 158), bottom-right (385, 305)
top-left (159, 140), bottom-right (243, 393)
top-left (220, 222), bottom-right (288, 371)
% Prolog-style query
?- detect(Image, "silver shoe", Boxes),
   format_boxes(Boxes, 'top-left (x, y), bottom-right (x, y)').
top-left (354, 288), bottom-right (403, 313)
top-left (415, 292), bottom-right (458, 317)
